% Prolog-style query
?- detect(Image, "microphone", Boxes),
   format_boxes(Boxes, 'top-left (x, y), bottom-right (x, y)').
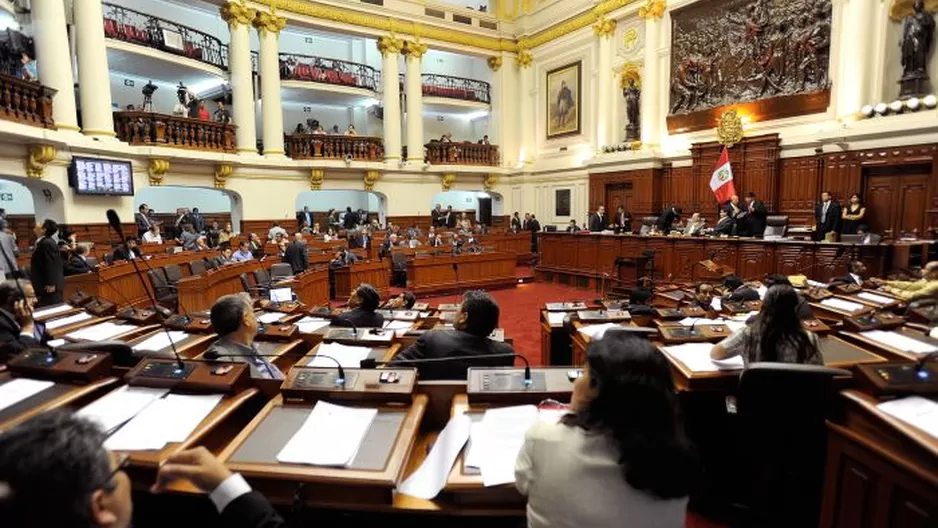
top-left (106, 209), bottom-right (185, 373)
top-left (292, 354), bottom-right (346, 387)
top-left (360, 352), bottom-right (532, 388)
top-left (916, 351), bottom-right (937, 376)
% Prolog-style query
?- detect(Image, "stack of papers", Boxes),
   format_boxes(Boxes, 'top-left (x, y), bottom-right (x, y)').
top-left (468, 406), bottom-right (539, 486)
top-left (397, 413), bottom-right (472, 499)
top-left (45, 312), bottom-right (93, 330)
top-left (277, 401), bottom-right (377, 466)
top-left (577, 323), bottom-right (621, 339)
top-left (32, 304), bottom-right (72, 319)
top-left (0, 379), bottom-right (55, 413)
top-left (877, 396), bottom-right (938, 439)
top-left (857, 292), bottom-right (895, 305)
top-left (104, 393), bottom-right (223, 451)
top-left (257, 312), bottom-right (285, 324)
top-left (820, 298), bottom-right (865, 313)
top-left (66, 322), bottom-right (137, 341)
top-left (546, 312), bottom-right (567, 327)
top-left (77, 386), bottom-right (169, 433)
top-left (860, 330), bottom-right (938, 355)
top-left (295, 317), bottom-right (330, 334)
top-left (311, 342), bottom-right (372, 367)
top-left (710, 297), bottom-right (722, 311)
top-left (383, 320), bottom-right (414, 336)
top-left (132, 331), bottom-right (189, 353)
top-left (661, 343), bottom-right (745, 372)
top-left (47, 339), bottom-right (67, 348)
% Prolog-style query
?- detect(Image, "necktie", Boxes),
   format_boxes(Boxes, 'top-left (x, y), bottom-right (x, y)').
top-left (822, 202), bottom-right (829, 223)
top-left (251, 345), bottom-right (284, 380)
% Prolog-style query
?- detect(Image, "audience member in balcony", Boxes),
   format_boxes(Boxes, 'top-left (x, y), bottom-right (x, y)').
top-left (19, 52), bottom-right (37, 82)
top-left (232, 241), bottom-right (254, 262)
top-left (177, 224), bottom-right (200, 251)
top-left (313, 125), bottom-right (326, 135)
top-left (440, 133), bottom-right (453, 143)
top-left (125, 104), bottom-right (136, 111)
top-left (331, 125), bottom-right (340, 134)
top-left (214, 101), bottom-right (231, 124)
top-left (478, 135), bottom-right (490, 145)
top-left (293, 123), bottom-right (306, 134)
top-left (267, 222), bottom-right (288, 241)
top-left (198, 101), bottom-right (210, 121)
top-left (344, 125), bottom-right (358, 136)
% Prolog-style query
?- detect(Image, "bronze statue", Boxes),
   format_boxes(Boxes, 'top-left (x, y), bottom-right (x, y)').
top-left (624, 79), bottom-right (641, 141)
top-left (899, 0), bottom-right (935, 97)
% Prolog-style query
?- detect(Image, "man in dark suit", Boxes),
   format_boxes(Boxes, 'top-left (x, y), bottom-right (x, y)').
top-left (0, 279), bottom-right (50, 360)
top-left (723, 275), bottom-right (760, 302)
top-left (329, 249), bottom-right (359, 268)
top-left (296, 206), bottom-right (314, 230)
top-left (528, 214), bottom-right (541, 253)
top-left (431, 204), bottom-right (445, 228)
top-left (743, 191), bottom-right (768, 237)
top-left (30, 219), bottom-right (64, 307)
top-left (64, 246), bottom-right (94, 276)
top-left (588, 205), bottom-right (606, 232)
top-left (390, 290), bottom-right (514, 380)
top-left (135, 203), bottom-right (152, 238)
top-left (656, 206), bottom-right (682, 233)
top-left (613, 205), bottom-right (632, 233)
top-left (444, 206), bottom-right (457, 229)
top-left (342, 206), bottom-right (359, 230)
top-left (0, 412), bottom-right (286, 528)
top-left (814, 191), bottom-right (842, 241)
top-left (112, 237), bottom-right (142, 262)
top-left (510, 212), bottom-right (522, 232)
top-left (283, 233), bottom-right (308, 275)
top-left (565, 219), bottom-right (581, 232)
top-left (832, 260), bottom-right (868, 287)
top-left (187, 207), bottom-right (205, 233)
top-left (332, 283), bottom-right (385, 328)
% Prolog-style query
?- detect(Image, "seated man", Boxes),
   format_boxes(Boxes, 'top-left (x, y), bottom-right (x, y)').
top-left (0, 279), bottom-right (50, 360)
top-left (872, 261), bottom-right (938, 301)
top-left (690, 282), bottom-right (714, 308)
top-left (565, 219), bottom-right (580, 232)
top-left (204, 294), bottom-right (283, 380)
top-left (683, 213), bottom-right (706, 236)
top-left (332, 283), bottom-right (385, 328)
top-left (386, 291), bottom-right (416, 310)
top-left (111, 237), bottom-right (141, 261)
top-left (142, 224), bottom-right (163, 244)
top-left (329, 249), bottom-right (358, 269)
top-left (711, 209), bottom-right (735, 236)
top-left (832, 260), bottom-right (867, 287)
top-left (0, 411), bottom-right (285, 528)
top-left (390, 290), bottom-right (514, 380)
top-left (231, 241), bottom-right (254, 262)
top-left (213, 246), bottom-right (233, 267)
top-left (723, 275), bottom-right (760, 302)
top-left (64, 245), bottom-right (94, 275)
top-left (627, 287), bottom-right (656, 316)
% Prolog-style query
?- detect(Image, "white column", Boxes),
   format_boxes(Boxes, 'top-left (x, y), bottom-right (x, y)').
top-left (835, 0), bottom-right (876, 117)
top-left (222, 2), bottom-right (258, 153)
top-left (403, 41), bottom-right (426, 162)
top-left (517, 51), bottom-right (534, 164)
top-left (74, 0), bottom-right (115, 138)
top-left (32, 0), bottom-right (78, 131)
top-left (641, 13), bottom-right (662, 148)
top-left (594, 19), bottom-right (616, 150)
top-left (489, 55), bottom-right (519, 167)
top-left (378, 36), bottom-right (403, 161)
top-left (253, 11), bottom-right (286, 156)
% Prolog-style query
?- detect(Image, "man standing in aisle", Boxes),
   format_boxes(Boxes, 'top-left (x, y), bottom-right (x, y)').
top-left (30, 219), bottom-right (64, 307)
top-left (284, 233), bottom-right (308, 275)
top-left (814, 191), bottom-right (842, 241)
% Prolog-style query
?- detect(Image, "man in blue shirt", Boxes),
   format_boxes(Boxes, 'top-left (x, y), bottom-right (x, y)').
top-left (231, 241), bottom-right (253, 262)
top-left (19, 53), bottom-right (37, 82)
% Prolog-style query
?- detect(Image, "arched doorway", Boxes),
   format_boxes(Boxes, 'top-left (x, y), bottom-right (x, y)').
top-left (0, 176), bottom-right (66, 246)
top-left (295, 190), bottom-right (388, 227)
top-left (135, 186), bottom-right (243, 236)
top-left (431, 190), bottom-right (504, 226)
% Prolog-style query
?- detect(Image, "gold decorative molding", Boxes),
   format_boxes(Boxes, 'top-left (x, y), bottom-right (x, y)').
top-left (377, 35), bottom-right (404, 56)
top-left (716, 110), bottom-right (744, 148)
top-left (620, 62), bottom-right (641, 88)
top-left (214, 164), bottom-right (233, 189)
top-left (403, 40), bottom-right (428, 59)
top-left (487, 56), bottom-right (503, 72)
top-left (523, 0), bottom-right (640, 49)
top-left (147, 159), bottom-right (170, 186)
top-left (515, 49), bottom-right (533, 68)
top-left (592, 18), bottom-right (616, 38)
top-left (309, 168), bottom-right (324, 190)
top-left (253, 10), bottom-right (286, 35)
top-left (220, 1), bottom-right (256, 27)
top-left (483, 173), bottom-right (498, 191)
top-left (638, 0), bottom-right (666, 20)
top-left (25, 144), bottom-right (56, 179)
top-left (364, 170), bottom-right (381, 191)
top-left (890, 0), bottom-right (938, 21)
top-left (623, 26), bottom-right (639, 50)
top-left (441, 173), bottom-right (456, 191)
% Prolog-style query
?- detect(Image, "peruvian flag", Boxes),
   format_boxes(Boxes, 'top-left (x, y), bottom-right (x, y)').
top-left (709, 146), bottom-right (736, 203)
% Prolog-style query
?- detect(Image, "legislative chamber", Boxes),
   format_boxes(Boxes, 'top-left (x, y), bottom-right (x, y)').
top-left (1, 0), bottom-right (938, 527)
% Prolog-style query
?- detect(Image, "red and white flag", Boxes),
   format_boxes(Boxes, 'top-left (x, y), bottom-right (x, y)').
top-left (709, 146), bottom-right (736, 203)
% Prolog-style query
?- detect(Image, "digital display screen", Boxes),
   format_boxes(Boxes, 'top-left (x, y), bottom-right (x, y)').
top-left (69, 157), bottom-right (134, 196)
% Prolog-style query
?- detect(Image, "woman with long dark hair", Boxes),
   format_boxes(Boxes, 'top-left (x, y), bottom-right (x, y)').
top-left (840, 193), bottom-right (867, 235)
top-left (711, 284), bottom-right (823, 365)
top-left (515, 331), bottom-right (696, 528)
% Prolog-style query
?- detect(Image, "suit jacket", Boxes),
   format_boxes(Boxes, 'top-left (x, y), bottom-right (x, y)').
top-left (134, 212), bottom-right (152, 235)
top-left (390, 328), bottom-right (515, 380)
top-left (283, 241), bottom-right (307, 274)
top-left (510, 217), bottom-right (522, 231)
top-left (343, 211), bottom-right (360, 230)
top-left (0, 231), bottom-right (18, 276)
top-left (588, 213), bottom-right (605, 232)
top-left (747, 200), bottom-right (768, 236)
top-left (219, 491), bottom-right (286, 528)
top-left (656, 209), bottom-right (679, 233)
top-left (529, 219), bottom-right (541, 232)
top-left (431, 209), bottom-right (444, 227)
top-left (0, 308), bottom-right (47, 361)
top-left (64, 254), bottom-right (93, 275)
top-left (112, 246), bottom-right (142, 262)
top-left (565, 225), bottom-right (580, 232)
top-left (614, 211), bottom-right (632, 231)
top-left (296, 211), bottom-right (314, 228)
top-left (188, 213), bottom-right (205, 233)
top-left (445, 212), bottom-right (457, 229)
top-left (331, 307), bottom-right (385, 328)
top-left (727, 286), bottom-right (760, 303)
top-left (30, 237), bottom-right (64, 296)
top-left (815, 201), bottom-right (842, 236)
top-left (832, 274), bottom-right (864, 286)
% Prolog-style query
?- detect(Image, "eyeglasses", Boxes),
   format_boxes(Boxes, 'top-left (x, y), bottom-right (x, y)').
top-left (102, 453), bottom-right (130, 488)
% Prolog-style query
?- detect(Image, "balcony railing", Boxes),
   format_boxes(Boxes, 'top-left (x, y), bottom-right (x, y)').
top-left (285, 134), bottom-right (384, 161)
top-left (421, 74), bottom-right (490, 104)
top-left (103, 3), bottom-right (228, 70)
top-left (280, 53), bottom-right (378, 91)
top-left (0, 73), bottom-right (55, 129)
top-left (114, 111), bottom-right (237, 152)
top-left (425, 141), bottom-right (499, 166)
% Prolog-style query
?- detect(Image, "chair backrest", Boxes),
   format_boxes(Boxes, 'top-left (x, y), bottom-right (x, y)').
top-left (763, 215), bottom-right (789, 239)
top-left (254, 268), bottom-right (271, 285)
top-left (189, 259), bottom-right (206, 275)
top-left (270, 262), bottom-right (292, 278)
top-left (164, 263), bottom-right (183, 284)
top-left (203, 258), bottom-right (217, 270)
top-left (239, 273), bottom-right (252, 293)
top-left (869, 233), bottom-right (882, 244)
top-left (840, 234), bottom-right (861, 244)
top-left (103, 253), bottom-right (113, 265)
top-left (641, 216), bottom-right (657, 227)
top-left (85, 256), bottom-right (98, 268)
top-left (146, 268), bottom-right (171, 298)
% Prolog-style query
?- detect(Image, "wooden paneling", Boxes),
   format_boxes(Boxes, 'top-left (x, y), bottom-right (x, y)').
top-left (692, 134), bottom-right (780, 209)
top-left (737, 242), bottom-right (775, 281)
top-left (779, 156), bottom-right (820, 224)
top-left (822, 153), bottom-right (862, 202)
top-left (406, 252), bottom-right (517, 295)
top-left (589, 169), bottom-right (660, 230)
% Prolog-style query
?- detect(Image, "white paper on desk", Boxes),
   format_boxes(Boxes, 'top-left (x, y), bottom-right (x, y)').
top-left (295, 318), bottom-right (330, 334)
top-left (311, 342), bottom-right (372, 368)
top-left (677, 317), bottom-right (724, 327)
top-left (577, 323), bottom-right (620, 340)
top-left (45, 312), bottom-right (93, 330)
top-left (257, 312), bottom-right (285, 324)
top-left (858, 292), bottom-right (895, 305)
top-left (66, 322), bottom-right (137, 341)
top-left (132, 331), bottom-right (189, 353)
top-left (820, 298), bottom-right (865, 313)
top-left (104, 393), bottom-right (223, 450)
top-left (729, 312), bottom-right (759, 322)
top-left (711, 297), bottom-right (722, 311)
top-left (877, 396), bottom-right (938, 439)
top-left (32, 304), bottom-right (72, 319)
top-left (661, 343), bottom-right (745, 372)
top-left (47, 338), bottom-right (66, 348)
top-left (383, 320), bottom-right (413, 331)
top-left (277, 401), bottom-right (377, 466)
top-left (546, 312), bottom-right (567, 327)
top-left (397, 413), bottom-right (471, 499)
top-left (477, 405), bottom-right (539, 487)
top-left (807, 280), bottom-right (829, 288)
top-left (0, 378), bottom-right (54, 413)
top-left (860, 330), bottom-right (938, 355)
top-left (76, 385), bottom-right (168, 433)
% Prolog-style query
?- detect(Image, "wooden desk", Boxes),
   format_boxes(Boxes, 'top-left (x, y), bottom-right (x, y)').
top-left (177, 261), bottom-right (269, 312)
top-left (61, 322), bottom-right (159, 343)
top-left (83, 252), bottom-right (200, 308)
top-left (290, 267), bottom-right (330, 307)
top-left (117, 330), bottom-right (216, 367)
top-left (839, 327), bottom-right (938, 362)
top-left (819, 390), bottom-right (938, 527)
top-left (406, 252), bottom-right (517, 295)
top-left (332, 260), bottom-right (389, 300)
top-left (46, 314), bottom-right (115, 339)
top-left (0, 374), bottom-right (119, 430)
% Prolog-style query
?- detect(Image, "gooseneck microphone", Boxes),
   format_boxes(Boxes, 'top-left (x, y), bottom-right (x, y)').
top-left (291, 354), bottom-right (347, 387)
top-left (106, 209), bottom-right (185, 372)
top-left (360, 352), bottom-right (533, 387)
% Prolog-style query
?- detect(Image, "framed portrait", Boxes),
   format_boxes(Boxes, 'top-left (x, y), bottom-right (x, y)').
top-left (546, 61), bottom-right (582, 139)
top-left (555, 189), bottom-right (571, 217)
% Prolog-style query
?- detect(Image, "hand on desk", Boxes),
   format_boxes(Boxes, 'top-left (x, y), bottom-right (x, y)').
top-left (869, 278), bottom-right (885, 286)
top-left (152, 447), bottom-right (232, 494)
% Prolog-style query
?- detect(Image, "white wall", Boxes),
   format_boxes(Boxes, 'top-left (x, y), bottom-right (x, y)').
top-left (423, 112), bottom-right (480, 142)
top-left (135, 186), bottom-right (233, 213)
top-left (109, 74), bottom-right (185, 112)
top-left (0, 178), bottom-right (35, 214)
top-left (295, 191), bottom-right (382, 213)
top-left (431, 190), bottom-right (502, 215)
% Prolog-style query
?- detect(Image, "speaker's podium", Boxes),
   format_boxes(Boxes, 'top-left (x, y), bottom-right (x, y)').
top-left (216, 366), bottom-right (426, 507)
top-left (440, 367), bottom-right (577, 506)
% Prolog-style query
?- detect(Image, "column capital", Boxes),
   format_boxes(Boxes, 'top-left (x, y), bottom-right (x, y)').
top-left (638, 0), bottom-right (666, 20)
top-left (487, 56), bottom-right (503, 72)
top-left (253, 10), bottom-right (286, 35)
top-left (309, 168), bottom-right (325, 190)
top-left (220, 1), bottom-right (256, 27)
top-left (147, 159), bottom-right (170, 186)
top-left (483, 173), bottom-right (498, 191)
top-left (515, 50), bottom-right (533, 69)
top-left (592, 18), bottom-right (616, 38)
top-left (403, 40), bottom-right (428, 60)
top-left (26, 144), bottom-right (57, 179)
top-left (377, 36), bottom-right (404, 56)
top-left (441, 173), bottom-right (456, 191)
top-left (364, 170), bottom-right (381, 191)
top-left (214, 164), bottom-right (233, 189)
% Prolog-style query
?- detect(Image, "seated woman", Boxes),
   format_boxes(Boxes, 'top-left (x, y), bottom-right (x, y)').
top-left (840, 193), bottom-right (866, 235)
top-left (515, 332), bottom-right (695, 528)
top-left (332, 283), bottom-right (385, 328)
top-left (711, 284), bottom-right (823, 366)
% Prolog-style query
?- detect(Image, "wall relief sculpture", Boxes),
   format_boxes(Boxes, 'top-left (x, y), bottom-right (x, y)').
top-left (668, 0), bottom-right (832, 117)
